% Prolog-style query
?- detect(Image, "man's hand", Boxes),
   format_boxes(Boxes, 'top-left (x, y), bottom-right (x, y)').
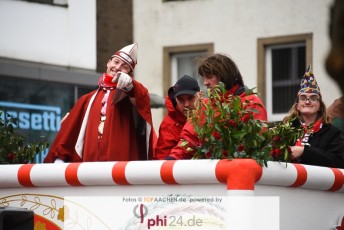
top-left (112, 72), bottom-right (133, 91)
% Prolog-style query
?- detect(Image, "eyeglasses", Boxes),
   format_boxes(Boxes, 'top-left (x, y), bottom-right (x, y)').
top-left (298, 95), bottom-right (320, 103)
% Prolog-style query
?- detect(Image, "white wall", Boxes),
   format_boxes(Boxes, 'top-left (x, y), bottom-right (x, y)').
top-left (133, 0), bottom-right (339, 127)
top-left (0, 0), bottom-right (96, 69)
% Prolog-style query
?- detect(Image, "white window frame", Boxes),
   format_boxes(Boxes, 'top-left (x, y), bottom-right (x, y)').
top-left (163, 44), bottom-right (214, 99)
top-left (257, 33), bottom-right (313, 122)
top-left (266, 42), bottom-right (306, 121)
top-left (171, 52), bottom-right (206, 89)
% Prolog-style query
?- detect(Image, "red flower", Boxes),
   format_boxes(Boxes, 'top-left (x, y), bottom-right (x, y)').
top-left (222, 150), bottom-right (229, 158)
top-left (269, 150), bottom-right (275, 157)
top-left (273, 135), bottom-right (280, 142)
top-left (274, 148), bottom-right (281, 155)
top-left (7, 153), bottom-right (16, 161)
top-left (205, 151), bottom-right (213, 159)
top-left (270, 148), bottom-right (282, 157)
top-left (237, 144), bottom-right (245, 152)
top-left (241, 114), bottom-right (250, 123)
top-left (212, 131), bottom-right (221, 139)
top-left (229, 119), bottom-right (237, 127)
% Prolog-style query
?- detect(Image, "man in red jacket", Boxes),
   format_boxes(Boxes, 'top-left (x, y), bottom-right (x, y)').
top-left (167, 54), bottom-right (267, 160)
top-left (44, 43), bottom-right (156, 163)
top-left (155, 75), bottom-right (202, 159)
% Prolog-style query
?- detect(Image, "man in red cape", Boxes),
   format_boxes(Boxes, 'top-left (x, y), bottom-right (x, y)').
top-left (44, 43), bottom-right (156, 163)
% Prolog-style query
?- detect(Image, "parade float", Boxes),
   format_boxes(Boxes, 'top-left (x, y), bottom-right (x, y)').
top-left (0, 160), bottom-right (343, 229)
top-left (1, 84), bottom-right (343, 229)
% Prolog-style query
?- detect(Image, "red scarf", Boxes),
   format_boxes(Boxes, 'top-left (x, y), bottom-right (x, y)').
top-left (224, 84), bottom-right (240, 97)
top-left (98, 73), bottom-right (117, 89)
top-left (295, 118), bottom-right (323, 146)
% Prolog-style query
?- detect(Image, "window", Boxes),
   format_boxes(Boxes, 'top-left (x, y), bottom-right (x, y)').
top-left (0, 58), bottom-right (97, 163)
top-left (0, 76), bottom-right (94, 163)
top-left (258, 34), bottom-right (312, 121)
top-left (163, 43), bottom-right (214, 98)
top-left (171, 52), bottom-right (207, 92)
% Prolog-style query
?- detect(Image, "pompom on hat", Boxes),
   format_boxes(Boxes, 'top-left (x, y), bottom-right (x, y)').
top-left (111, 43), bottom-right (138, 71)
top-left (298, 65), bottom-right (321, 95)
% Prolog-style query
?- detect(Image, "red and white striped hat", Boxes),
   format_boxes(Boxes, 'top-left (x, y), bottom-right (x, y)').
top-left (111, 43), bottom-right (138, 71)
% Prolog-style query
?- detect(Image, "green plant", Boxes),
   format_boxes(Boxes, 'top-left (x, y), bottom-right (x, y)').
top-left (180, 82), bottom-right (301, 167)
top-left (268, 120), bottom-right (303, 164)
top-left (0, 111), bottom-right (49, 164)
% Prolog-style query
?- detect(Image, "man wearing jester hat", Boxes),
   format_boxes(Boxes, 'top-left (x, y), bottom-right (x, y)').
top-left (283, 65), bottom-right (344, 168)
top-left (44, 43), bottom-right (156, 163)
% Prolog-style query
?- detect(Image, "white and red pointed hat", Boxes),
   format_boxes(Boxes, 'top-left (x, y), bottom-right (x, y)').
top-left (112, 43), bottom-right (138, 71)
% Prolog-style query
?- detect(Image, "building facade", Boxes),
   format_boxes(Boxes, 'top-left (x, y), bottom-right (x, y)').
top-left (0, 0), bottom-right (339, 161)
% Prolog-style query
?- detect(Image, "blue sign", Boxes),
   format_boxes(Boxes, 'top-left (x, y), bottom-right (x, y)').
top-left (0, 101), bottom-right (62, 163)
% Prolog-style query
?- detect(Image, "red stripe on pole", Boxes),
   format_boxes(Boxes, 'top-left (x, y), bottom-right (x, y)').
top-left (65, 163), bottom-right (83, 186)
top-left (215, 159), bottom-right (229, 183)
top-left (112, 162), bottom-right (130, 185)
top-left (289, 164), bottom-right (307, 187)
top-left (216, 159), bottom-right (262, 190)
top-left (18, 164), bottom-right (35, 187)
top-left (327, 168), bottom-right (344, 192)
top-left (160, 160), bottom-right (178, 184)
